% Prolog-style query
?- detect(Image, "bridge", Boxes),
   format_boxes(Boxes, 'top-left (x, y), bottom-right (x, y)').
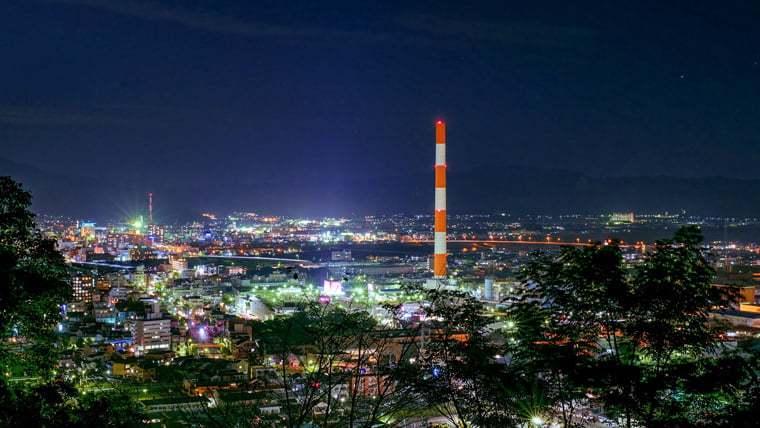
top-left (69, 261), bottom-right (137, 270)
top-left (199, 255), bottom-right (323, 267)
top-left (415, 239), bottom-right (641, 248)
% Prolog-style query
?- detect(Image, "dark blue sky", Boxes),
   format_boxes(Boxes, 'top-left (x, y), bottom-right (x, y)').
top-left (2, 0), bottom-right (760, 218)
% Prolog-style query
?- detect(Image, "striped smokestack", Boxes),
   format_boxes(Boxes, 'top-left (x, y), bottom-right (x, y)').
top-left (433, 120), bottom-right (447, 278)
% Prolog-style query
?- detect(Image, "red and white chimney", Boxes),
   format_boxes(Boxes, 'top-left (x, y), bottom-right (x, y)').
top-left (433, 120), bottom-right (447, 278)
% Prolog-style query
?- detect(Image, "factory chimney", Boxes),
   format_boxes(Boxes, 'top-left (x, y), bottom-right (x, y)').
top-left (433, 120), bottom-right (447, 278)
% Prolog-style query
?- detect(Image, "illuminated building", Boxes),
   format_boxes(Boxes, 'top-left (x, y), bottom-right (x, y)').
top-left (79, 222), bottom-right (95, 239)
top-left (109, 285), bottom-right (130, 303)
top-left (170, 256), bottom-right (188, 274)
top-left (221, 266), bottom-right (246, 276)
top-left (147, 224), bottom-right (164, 244)
top-left (348, 371), bottom-right (394, 398)
top-left (323, 280), bottom-right (344, 295)
top-left (611, 212), bottom-right (635, 223)
top-left (95, 277), bottom-right (111, 292)
top-left (106, 233), bottom-right (144, 251)
top-left (129, 318), bottom-right (171, 353)
top-left (92, 301), bottom-right (116, 324)
top-left (71, 274), bottom-right (94, 303)
top-left (484, 277), bottom-right (495, 300)
top-left (129, 245), bottom-right (158, 261)
top-left (131, 265), bottom-right (146, 288)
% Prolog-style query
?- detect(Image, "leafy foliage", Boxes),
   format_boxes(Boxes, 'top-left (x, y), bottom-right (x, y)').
top-left (391, 287), bottom-right (532, 428)
top-left (249, 299), bottom-right (396, 427)
top-left (0, 379), bottom-right (147, 428)
top-left (511, 225), bottom-right (740, 427)
top-left (0, 177), bottom-right (71, 376)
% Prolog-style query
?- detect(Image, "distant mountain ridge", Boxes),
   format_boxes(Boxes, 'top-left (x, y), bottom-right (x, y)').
top-left (450, 168), bottom-right (760, 218)
top-left (1, 157), bottom-right (758, 220)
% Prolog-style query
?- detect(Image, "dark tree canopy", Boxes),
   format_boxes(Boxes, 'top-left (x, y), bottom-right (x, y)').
top-left (390, 287), bottom-right (534, 428)
top-left (511, 225), bottom-right (742, 428)
top-left (0, 176), bottom-right (71, 375)
top-left (0, 379), bottom-right (147, 428)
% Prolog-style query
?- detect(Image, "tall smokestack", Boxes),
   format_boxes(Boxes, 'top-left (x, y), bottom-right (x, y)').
top-left (148, 193), bottom-right (153, 225)
top-left (433, 120), bottom-right (447, 278)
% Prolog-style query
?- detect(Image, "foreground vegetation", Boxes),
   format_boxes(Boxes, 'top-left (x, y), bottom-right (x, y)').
top-left (3, 176), bottom-right (760, 427)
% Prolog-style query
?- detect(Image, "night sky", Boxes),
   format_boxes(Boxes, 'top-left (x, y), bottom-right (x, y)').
top-left (2, 1), bottom-right (760, 219)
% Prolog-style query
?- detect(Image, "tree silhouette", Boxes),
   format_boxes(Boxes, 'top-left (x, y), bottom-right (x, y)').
top-left (249, 296), bottom-right (404, 427)
top-left (0, 177), bottom-right (146, 427)
top-left (0, 176), bottom-right (71, 377)
top-left (512, 226), bottom-right (740, 427)
top-left (390, 286), bottom-right (532, 428)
